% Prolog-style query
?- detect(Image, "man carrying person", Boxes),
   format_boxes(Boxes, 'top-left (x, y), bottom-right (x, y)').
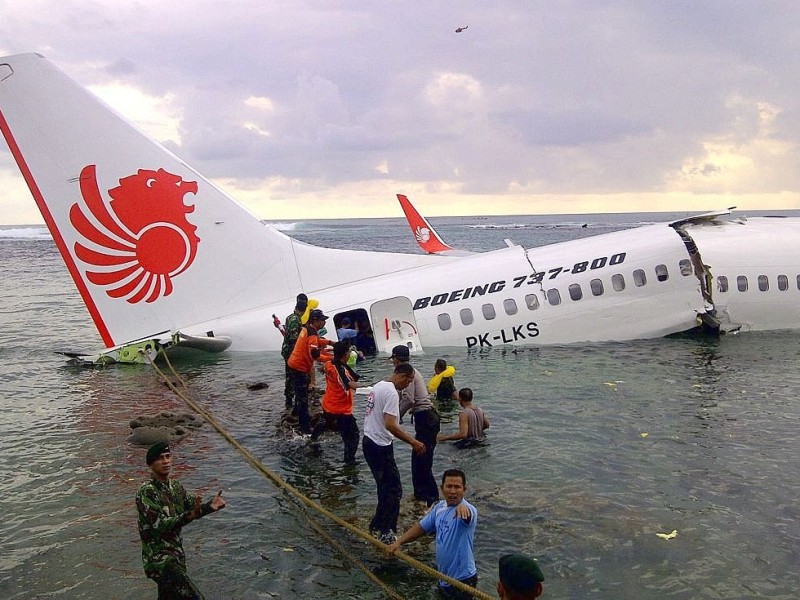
top-left (135, 442), bottom-right (226, 599)
top-left (280, 293), bottom-right (308, 410)
top-left (388, 468), bottom-right (478, 599)
top-left (287, 308), bottom-right (332, 434)
top-left (497, 553), bottom-right (545, 599)
top-left (363, 362), bottom-right (426, 543)
top-left (392, 344), bottom-right (440, 506)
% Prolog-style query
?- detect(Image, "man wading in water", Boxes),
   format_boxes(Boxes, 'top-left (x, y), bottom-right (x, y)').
top-left (136, 442), bottom-right (226, 599)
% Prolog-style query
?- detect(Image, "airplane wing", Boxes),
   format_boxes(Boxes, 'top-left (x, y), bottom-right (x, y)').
top-left (397, 194), bottom-right (471, 255)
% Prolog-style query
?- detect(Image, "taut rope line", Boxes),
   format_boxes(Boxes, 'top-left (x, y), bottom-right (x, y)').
top-left (144, 349), bottom-right (493, 600)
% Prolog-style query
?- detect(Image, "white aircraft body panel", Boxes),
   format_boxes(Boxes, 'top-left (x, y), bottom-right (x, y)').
top-left (2, 53), bottom-right (799, 359)
top-left (683, 218), bottom-right (800, 332)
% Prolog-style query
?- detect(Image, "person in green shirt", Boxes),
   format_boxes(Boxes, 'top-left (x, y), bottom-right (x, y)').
top-left (281, 293), bottom-right (308, 409)
top-left (136, 442), bottom-right (226, 599)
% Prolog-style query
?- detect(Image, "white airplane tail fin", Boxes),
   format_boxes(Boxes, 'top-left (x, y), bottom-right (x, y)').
top-left (0, 53), bottom-right (301, 348)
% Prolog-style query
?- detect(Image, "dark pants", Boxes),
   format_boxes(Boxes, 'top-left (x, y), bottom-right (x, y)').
top-left (153, 563), bottom-right (204, 600)
top-left (283, 359), bottom-right (293, 408)
top-left (290, 368), bottom-right (311, 433)
top-left (439, 574), bottom-right (478, 600)
top-left (362, 435), bottom-right (402, 535)
top-left (411, 409), bottom-right (440, 504)
top-left (310, 412), bottom-right (360, 463)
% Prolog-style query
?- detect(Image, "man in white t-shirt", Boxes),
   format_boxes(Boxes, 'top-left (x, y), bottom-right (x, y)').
top-left (362, 362), bottom-right (426, 543)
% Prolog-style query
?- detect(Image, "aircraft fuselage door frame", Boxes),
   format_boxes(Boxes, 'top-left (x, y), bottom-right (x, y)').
top-left (370, 296), bottom-right (423, 354)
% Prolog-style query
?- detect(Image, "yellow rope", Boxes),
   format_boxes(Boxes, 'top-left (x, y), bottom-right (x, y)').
top-left (144, 348), bottom-right (493, 600)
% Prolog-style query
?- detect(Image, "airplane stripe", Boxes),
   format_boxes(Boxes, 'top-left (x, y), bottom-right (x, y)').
top-left (0, 105), bottom-right (115, 347)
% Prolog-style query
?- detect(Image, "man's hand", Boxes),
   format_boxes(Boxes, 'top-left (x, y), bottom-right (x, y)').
top-left (454, 502), bottom-right (471, 522)
top-left (412, 439), bottom-right (426, 456)
top-left (210, 489), bottom-right (226, 511)
top-left (386, 539), bottom-right (401, 555)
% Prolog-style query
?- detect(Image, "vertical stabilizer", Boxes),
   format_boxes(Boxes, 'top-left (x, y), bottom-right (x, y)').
top-left (0, 53), bottom-right (300, 347)
top-left (396, 194), bottom-right (455, 254)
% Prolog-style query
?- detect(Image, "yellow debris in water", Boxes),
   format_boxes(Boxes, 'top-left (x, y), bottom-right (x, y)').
top-left (656, 529), bottom-right (678, 540)
top-left (640, 432), bottom-right (649, 438)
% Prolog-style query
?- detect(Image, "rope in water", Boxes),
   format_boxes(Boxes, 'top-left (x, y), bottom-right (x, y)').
top-left (144, 348), bottom-right (493, 600)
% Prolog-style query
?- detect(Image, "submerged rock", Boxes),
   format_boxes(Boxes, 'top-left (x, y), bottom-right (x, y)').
top-left (129, 411), bottom-right (203, 446)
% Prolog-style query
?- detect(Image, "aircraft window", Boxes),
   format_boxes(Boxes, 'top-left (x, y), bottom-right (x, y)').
top-left (590, 278), bottom-right (604, 296)
top-left (778, 274), bottom-right (788, 291)
top-left (460, 308), bottom-right (474, 325)
top-left (525, 294), bottom-right (540, 310)
top-left (546, 288), bottom-right (561, 306)
top-left (503, 298), bottom-right (518, 315)
top-left (717, 276), bottom-right (729, 292)
top-left (679, 259), bottom-right (693, 276)
top-left (797, 274), bottom-right (800, 290)
top-left (633, 269), bottom-right (647, 287)
top-left (612, 274), bottom-right (626, 291)
top-left (568, 283), bottom-right (583, 301)
top-left (482, 303), bottom-right (496, 320)
top-left (758, 275), bottom-right (769, 291)
top-left (655, 264), bottom-right (669, 282)
top-left (737, 275), bottom-right (748, 292)
top-left (437, 313), bottom-right (452, 331)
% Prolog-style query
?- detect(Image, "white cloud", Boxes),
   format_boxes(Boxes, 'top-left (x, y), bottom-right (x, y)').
top-left (89, 82), bottom-right (183, 145)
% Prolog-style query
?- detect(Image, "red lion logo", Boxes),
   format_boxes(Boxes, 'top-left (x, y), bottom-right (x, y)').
top-left (70, 165), bottom-right (200, 303)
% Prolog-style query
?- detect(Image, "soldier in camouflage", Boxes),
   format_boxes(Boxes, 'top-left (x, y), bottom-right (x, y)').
top-left (281, 293), bottom-right (308, 409)
top-left (136, 442), bottom-right (226, 599)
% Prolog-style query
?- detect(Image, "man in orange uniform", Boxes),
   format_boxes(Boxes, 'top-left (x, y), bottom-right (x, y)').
top-left (310, 341), bottom-right (361, 463)
top-left (287, 308), bottom-right (332, 434)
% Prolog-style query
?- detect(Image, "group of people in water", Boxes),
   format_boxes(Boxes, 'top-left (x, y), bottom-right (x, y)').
top-left (133, 292), bottom-right (544, 599)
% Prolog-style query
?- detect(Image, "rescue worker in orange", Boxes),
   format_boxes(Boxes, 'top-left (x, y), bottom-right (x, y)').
top-left (287, 308), bottom-right (333, 434)
top-left (310, 340), bottom-right (361, 463)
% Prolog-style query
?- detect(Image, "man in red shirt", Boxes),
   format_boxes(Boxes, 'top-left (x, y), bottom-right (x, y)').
top-left (310, 341), bottom-right (361, 463)
top-left (287, 308), bottom-right (332, 434)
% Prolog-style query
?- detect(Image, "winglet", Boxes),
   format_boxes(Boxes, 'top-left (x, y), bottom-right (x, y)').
top-left (397, 194), bottom-right (455, 254)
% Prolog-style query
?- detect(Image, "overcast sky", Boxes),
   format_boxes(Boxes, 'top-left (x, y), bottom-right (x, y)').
top-left (2, 0), bottom-right (800, 223)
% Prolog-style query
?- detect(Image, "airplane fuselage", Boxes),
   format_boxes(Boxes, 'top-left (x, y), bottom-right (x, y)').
top-left (183, 215), bottom-right (800, 353)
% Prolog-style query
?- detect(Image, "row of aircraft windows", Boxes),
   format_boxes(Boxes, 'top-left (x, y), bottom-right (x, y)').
top-left (435, 260), bottom-right (798, 332)
top-left (717, 274), bottom-right (800, 293)
top-left (437, 260), bottom-right (693, 331)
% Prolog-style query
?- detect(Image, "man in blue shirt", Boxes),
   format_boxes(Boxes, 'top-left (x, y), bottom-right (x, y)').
top-left (388, 468), bottom-right (478, 598)
top-left (336, 316), bottom-right (358, 341)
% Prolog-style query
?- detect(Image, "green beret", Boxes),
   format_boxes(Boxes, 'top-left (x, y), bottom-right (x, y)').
top-left (499, 553), bottom-right (544, 592)
top-left (146, 441), bottom-right (171, 465)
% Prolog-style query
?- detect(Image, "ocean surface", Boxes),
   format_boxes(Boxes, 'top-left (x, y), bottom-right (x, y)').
top-left (1, 210), bottom-right (799, 599)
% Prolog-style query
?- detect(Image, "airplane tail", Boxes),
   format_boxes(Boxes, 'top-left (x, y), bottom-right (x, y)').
top-left (0, 53), bottom-right (311, 348)
top-left (396, 193), bottom-right (456, 254)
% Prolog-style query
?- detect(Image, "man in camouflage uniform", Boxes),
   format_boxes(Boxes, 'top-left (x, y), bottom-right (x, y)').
top-left (281, 293), bottom-right (308, 409)
top-left (136, 442), bottom-right (226, 599)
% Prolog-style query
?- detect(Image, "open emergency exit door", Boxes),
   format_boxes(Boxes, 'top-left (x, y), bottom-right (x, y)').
top-left (370, 296), bottom-right (423, 355)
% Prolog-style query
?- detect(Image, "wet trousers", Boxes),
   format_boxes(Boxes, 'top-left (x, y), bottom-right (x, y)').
top-left (411, 409), bottom-right (440, 504)
top-left (290, 368), bottom-right (311, 433)
top-left (283, 359), bottom-right (293, 407)
top-left (362, 435), bottom-right (402, 535)
top-left (310, 412), bottom-right (360, 463)
top-left (153, 563), bottom-right (204, 600)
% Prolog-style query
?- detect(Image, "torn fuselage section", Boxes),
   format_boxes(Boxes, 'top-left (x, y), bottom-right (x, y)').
top-left (669, 210), bottom-right (742, 335)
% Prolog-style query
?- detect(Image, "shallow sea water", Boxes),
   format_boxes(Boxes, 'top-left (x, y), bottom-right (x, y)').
top-left (1, 213), bottom-right (799, 599)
